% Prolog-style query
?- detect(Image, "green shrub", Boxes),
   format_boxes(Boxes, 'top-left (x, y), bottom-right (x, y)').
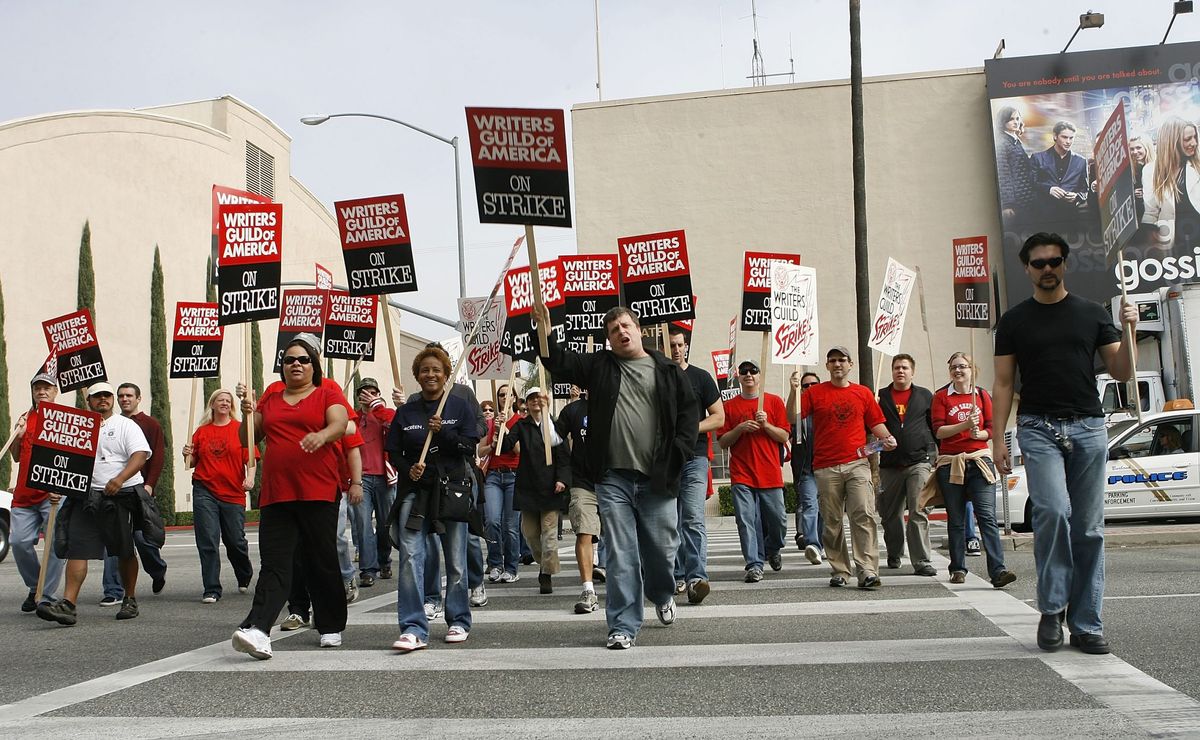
top-left (717, 483), bottom-right (799, 516)
top-left (174, 508), bottom-right (260, 527)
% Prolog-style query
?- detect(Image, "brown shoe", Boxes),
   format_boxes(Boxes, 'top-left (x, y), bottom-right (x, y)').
top-left (949, 571), bottom-right (967, 584)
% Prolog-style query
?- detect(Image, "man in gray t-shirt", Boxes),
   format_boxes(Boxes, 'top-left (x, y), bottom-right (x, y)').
top-left (608, 356), bottom-right (659, 474)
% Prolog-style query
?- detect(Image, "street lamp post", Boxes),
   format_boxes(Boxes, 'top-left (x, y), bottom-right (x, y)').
top-left (300, 112), bottom-right (468, 299)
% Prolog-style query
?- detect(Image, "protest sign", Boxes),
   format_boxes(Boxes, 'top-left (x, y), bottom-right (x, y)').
top-left (502, 260), bottom-right (565, 362)
top-left (315, 263), bottom-right (334, 291)
top-left (1093, 105), bottom-right (1138, 261)
top-left (273, 290), bottom-right (327, 372)
top-left (18, 402), bottom-right (101, 498)
top-left (770, 262), bottom-right (819, 365)
top-left (552, 383), bottom-right (574, 400)
top-left (560, 254), bottom-right (619, 352)
top-left (742, 252), bottom-right (801, 331)
top-left (42, 309), bottom-right (106, 392)
top-left (335, 194), bottom-right (418, 295)
top-left (437, 335), bottom-right (473, 386)
top-left (465, 107), bottom-right (571, 228)
top-left (170, 302), bottom-right (223, 379)
top-left (867, 258), bottom-right (916, 356)
top-left (211, 185), bottom-right (270, 284)
top-left (458, 296), bottom-right (511, 381)
top-left (617, 229), bottom-right (695, 324)
top-left (323, 292), bottom-right (377, 361)
top-left (952, 237), bottom-right (991, 329)
top-left (711, 349), bottom-right (731, 384)
top-left (217, 202), bottom-right (282, 325)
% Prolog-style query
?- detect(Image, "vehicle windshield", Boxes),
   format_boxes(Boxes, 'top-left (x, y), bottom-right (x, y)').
top-left (1108, 419), bottom-right (1136, 441)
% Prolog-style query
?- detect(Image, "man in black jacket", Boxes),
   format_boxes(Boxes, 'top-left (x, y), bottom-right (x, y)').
top-left (534, 303), bottom-right (699, 650)
top-left (877, 354), bottom-right (937, 577)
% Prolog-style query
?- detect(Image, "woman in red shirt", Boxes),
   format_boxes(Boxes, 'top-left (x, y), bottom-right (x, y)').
top-left (183, 389), bottom-right (254, 605)
top-left (231, 338), bottom-right (350, 660)
top-left (930, 352), bottom-right (1016, 588)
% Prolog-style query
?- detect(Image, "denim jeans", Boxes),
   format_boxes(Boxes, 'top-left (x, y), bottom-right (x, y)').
top-left (483, 470), bottom-right (520, 575)
top-left (674, 455), bottom-right (710, 583)
top-left (337, 496), bottom-right (355, 583)
top-left (424, 476), bottom-right (485, 601)
top-left (102, 528), bottom-right (168, 600)
top-left (11, 501), bottom-right (64, 603)
top-left (965, 501), bottom-right (978, 540)
top-left (350, 474), bottom-right (395, 576)
top-left (595, 469), bottom-right (678, 639)
top-left (730, 484), bottom-right (786, 570)
top-left (938, 463), bottom-right (1007, 579)
top-left (192, 483), bottom-right (253, 598)
top-left (392, 491), bottom-right (471, 641)
top-left (1016, 413), bottom-right (1108, 635)
top-left (793, 472), bottom-right (823, 550)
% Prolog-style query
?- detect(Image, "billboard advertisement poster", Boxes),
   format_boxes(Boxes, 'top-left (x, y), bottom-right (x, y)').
top-left (502, 260), bottom-right (565, 361)
top-left (985, 41), bottom-right (1200, 306)
top-left (273, 290), bottom-right (326, 372)
top-left (742, 251), bottom-right (801, 332)
top-left (216, 202), bottom-right (283, 325)
top-left (458, 295), bottom-right (511, 381)
top-left (867, 258), bottom-right (916, 356)
top-left (335, 194), bottom-right (418, 295)
top-left (171, 302), bottom-right (223, 379)
top-left (465, 107), bottom-right (571, 228)
top-left (42, 309), bottom-right (106, 392)
top-left (617, 229), bottom-right (695, 324)
top-left (770, 262), bottom-right (819, 365)
top-left (18, 401), bottom-right (101, 498)
top-left (323, 292), bottom-right (377, 361)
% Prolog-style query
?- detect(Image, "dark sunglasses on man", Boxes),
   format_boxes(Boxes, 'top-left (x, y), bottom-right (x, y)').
top-left (1028, 256), bottom-right (1064, 270)
top-left (738, 366), bottom-right (759, 375)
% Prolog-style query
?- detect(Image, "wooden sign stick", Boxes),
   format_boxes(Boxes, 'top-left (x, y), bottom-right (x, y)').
top-left (380, 296), bottom-right (403, 393)
top-left (34, 499), bottom-right (60, 603)
top-left (244, 323), bottom-right (256, 475)
top-left (184, 377), bottom-right (199, 467)
top-left (758, 333), bottom-right (770, 413)
top-left (1116, 246), bottom-right (1141, 422)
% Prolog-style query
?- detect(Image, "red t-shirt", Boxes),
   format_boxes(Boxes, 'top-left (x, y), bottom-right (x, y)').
top-left (890, 387), bottom-right (912, 422)
top-left (257, 382), bottom-right (352, 507)
top-left (932, 386), bottom-right (993, 455)
top-left (12, 416), bottom-right (47, 508)
top-left (801, 382), bottom-right (887, 470)
top-left (487, 414), bottom-right (521, 470)
top-left (336, 428), bottom-right (366, 488)
top-left (719, 393), bottom-right (789, 488)
top-left (191, 421), bottom-right (250, 505)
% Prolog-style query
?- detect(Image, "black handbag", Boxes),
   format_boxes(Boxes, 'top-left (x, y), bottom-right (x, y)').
top-left (438, 476), bottom-right (474, 522)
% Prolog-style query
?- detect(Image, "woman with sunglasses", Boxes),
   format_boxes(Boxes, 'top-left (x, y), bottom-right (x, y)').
top-left (231, 337), bottom-right (351, 659)
top-left (930, 353), bottom-right (1016, 588)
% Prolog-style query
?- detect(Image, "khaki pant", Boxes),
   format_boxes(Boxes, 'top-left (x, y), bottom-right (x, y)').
top-left (815, 459), bottom-right (880, 582)
top-left (878, 463), bottom-right (934, 569)
top-left (521, 509), bottom-right (560, 575)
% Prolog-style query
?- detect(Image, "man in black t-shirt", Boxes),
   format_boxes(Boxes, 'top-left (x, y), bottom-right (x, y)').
top-left (668, 327), bottom-right (724, 605)
top-left (993, 232), bottom-right (1137, 656)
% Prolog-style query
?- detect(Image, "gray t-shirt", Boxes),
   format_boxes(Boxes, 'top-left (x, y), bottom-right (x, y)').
top-left (608, 355), bottom-right (658, 475)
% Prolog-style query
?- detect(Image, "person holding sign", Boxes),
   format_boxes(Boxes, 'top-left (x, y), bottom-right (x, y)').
top-left (385, 346), bottom-right (481, 652)
top-left (799, 347), bottom-right (895, 590)
top-left (37, 383), bottom-right (151, 626)
top-left (9, 371), bottom-right (66, 614)
top-left (786, 371), bottom-right (824, 565)
top-left (993, 233), bottom-right (1138, 655)
top-left (718, 359), bottom-right (790, 583)
top-left (478, 384), bottom-right (523, 584)
top-left (534, 302), bottom-right (699, 650)
top-left (231, 339), bottom-right (350, 659)
top-left (181, 389), bottom-right (255, 604)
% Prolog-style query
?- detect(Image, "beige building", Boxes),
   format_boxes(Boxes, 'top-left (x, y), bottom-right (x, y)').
top-left (0, 95), bottom-right (429, 512)
top-left (571, 68), bottom-right (1004, 398)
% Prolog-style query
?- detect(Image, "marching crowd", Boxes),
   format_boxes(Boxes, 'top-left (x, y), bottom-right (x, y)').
top-left (9, 231), bottom-right (1138, 657)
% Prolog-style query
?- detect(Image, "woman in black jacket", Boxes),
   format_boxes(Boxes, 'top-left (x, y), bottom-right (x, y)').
top-left (501, 387), bottom-right (571, 594)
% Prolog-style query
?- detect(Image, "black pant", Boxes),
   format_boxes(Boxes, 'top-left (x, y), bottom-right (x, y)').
top-left (241, 500), bottom-right (345, 634)
top-left (286, 545), bottom-right (311, 620)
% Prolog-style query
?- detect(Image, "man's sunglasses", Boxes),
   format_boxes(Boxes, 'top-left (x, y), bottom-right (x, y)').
top-left (1029, 257), bottom-right (1064, 270)
top-left (801, 382), bottom-right (818, 389)
top-left (282, 355), bottom-right (313, 366)
top-left (738, 367), bottom-right (760, 375)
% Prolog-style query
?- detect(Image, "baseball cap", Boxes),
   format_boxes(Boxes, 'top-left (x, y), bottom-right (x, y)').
top-left (524, 386), bottom-right (543, 400)
top-left (736, 358), bottom-right (760, 372)
top-left (292, 332), bottom-right (322, 355)
top-left (31, 371), bottom-right (56, 387)
top-left (826, 346), bottom-right (852, 360)
top-left (356, 377), bottom-right (381, 394)
top-left (87, 381), bottom-right (116, 397)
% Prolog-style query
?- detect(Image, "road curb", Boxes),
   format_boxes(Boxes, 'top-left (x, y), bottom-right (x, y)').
top-left (935, 529), bottom-right (1200, 551)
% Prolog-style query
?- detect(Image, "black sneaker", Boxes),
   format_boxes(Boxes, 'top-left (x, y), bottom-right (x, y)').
top-left (379, 565), bottom-right (393, 580)
top-left (768, 553), bottom-right (783, 571)
top-left (886, 557), bottom-right (901, 569)
top-left (152, 575), bottom-right (166, 594)
top-left (859, 575), bottom-right (882, 590)
top-left (966, 538), bottom-right (982, 557)
top-left (829, 576), bottom-right (847, 587)
top-left (991, 570), bottom-right (1017, 589)
top-left (21, 591), bottom-right (37, 613)
top-left (36, 599), bottom-right (77, 626)
top-left (592, 567), bottom-right (606, 583)
top-left (538, 572), bottom-right (553, 594)
top-left (116, 596), bottom-right (139, 620)
top-left (794, 533), bottom-right (804, 552)
top-left (520, 554), bottom-right (535, 566)
top-left (359, 573), bottom-right (376, 588)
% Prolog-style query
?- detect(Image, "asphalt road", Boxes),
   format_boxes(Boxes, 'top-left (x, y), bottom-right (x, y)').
top-left (0, 519), bottom-right (1196, 738)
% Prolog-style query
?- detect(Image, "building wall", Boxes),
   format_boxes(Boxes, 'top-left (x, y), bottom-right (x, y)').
top-left (571, 69), bottom-right (1003, 400)
top-left (0, 96), bottom-right (429, 511)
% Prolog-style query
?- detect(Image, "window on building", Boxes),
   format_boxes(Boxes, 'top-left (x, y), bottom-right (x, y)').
top-left (245, 141), bottom-right (275, 199)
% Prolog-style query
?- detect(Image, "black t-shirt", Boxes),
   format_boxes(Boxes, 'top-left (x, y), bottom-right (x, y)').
top-left (558, 398), bottom-right (593, 491)
top-left (683, 363), bottom-right (721, 457)
top-left (994, 293), bottom-right (1121, 417)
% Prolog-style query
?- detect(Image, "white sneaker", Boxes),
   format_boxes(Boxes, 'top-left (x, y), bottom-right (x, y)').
top-left (280, 613), bottom-right (309, 631)
top-left (805, 544), bottom-right (824, 565)
top-left (231, 627), bottom-right (273, 660)
top-left (498, 571), bottom-right (520, 583)
top-left (392, 633), bottom-right (427, 652)
top-left (486, 567), bottom-right (502, 583)
top-left (201, 595), bottom-right (218, 604)
top-left (319, 632), bottom-right (342, 648)
top-left (345, 579), bottom-right (359, 604)
top-left (656, 597), bottom-right (676, 626)
top-left (424, 602), bottom-right (444, 621)
top-left (469, 585), bottom-right (488, 607)
top-left (444, 625), bottom-right (469, 643)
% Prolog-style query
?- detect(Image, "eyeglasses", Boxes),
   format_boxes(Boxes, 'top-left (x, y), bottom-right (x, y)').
top-left (282, 355), bottom-right (312, 366)
top-left (801, 382), bottom-right (818, 389)
top-left (738, 367), bottom-right (760, 375)
top-left (949, 364), bottom-right (970, 371)
top-left (1029, 257), bottom-right (1065, 270)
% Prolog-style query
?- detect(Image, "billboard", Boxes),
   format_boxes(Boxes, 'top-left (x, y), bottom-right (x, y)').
top-left (985, 41), bottom-right (1200, 308)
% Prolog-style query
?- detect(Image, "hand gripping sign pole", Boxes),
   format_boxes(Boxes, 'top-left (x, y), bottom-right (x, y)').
top-left (524, 225), bottom-right (553, 465)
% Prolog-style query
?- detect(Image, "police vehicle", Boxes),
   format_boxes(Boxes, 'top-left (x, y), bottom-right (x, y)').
top-left (999, 406), bottom-right (1199, 531)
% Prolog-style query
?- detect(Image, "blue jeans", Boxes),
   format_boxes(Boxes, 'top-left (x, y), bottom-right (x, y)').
top-left (350, 474), bottom-right (395, 575)
top-left (483, 470), bottom-right (520, 575)
top-left (192, 483), bottom-right (253, 598)
top-left (793, 472), bottom-right (823, 550)
top-left (938, 464), bottom-right (1007, 579)
top-left (103, 529), bottom-right (167, 600)
top-left (424, 477), bottom-right (485, 601)
top-left (337, 496), bottom-right (355, 583)
top-left (11, 501), bottom-right (64, 604)
top-left (1016, 413), bottom-right (1108, 635)
top-left (596, 469), bottom-right (678, 639)
top-left (965, 501), bottom-right (978, 540)
top-left (674, 456), bottom-right (709, 583)
top-left (731, 484), bottom-right (786, 570)
top-left (391, 491), bottom-right (471, 640)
